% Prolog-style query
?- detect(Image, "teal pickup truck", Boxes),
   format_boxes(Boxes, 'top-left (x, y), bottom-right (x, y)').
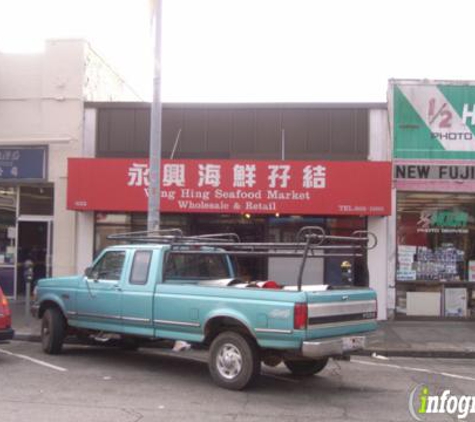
top-left (32, 228), bottom-right (378, 390)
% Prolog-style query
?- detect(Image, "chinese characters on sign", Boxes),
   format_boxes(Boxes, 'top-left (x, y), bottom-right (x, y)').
top-left (68, 159), bottom-right (391, 216)
top-left (128, 163), bottom-right (327, 191)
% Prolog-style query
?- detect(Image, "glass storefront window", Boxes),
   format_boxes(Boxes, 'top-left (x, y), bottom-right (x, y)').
top-left (19, 186), bottom-right (54, 215)
top-left (396, 192), bottom-right (475, 319)
top-left (94, 212), bottom-right (189, 256)
top-left (94, 212), bottom-right (369, 288)
top-left (0, 188), bottom-right (17, 296)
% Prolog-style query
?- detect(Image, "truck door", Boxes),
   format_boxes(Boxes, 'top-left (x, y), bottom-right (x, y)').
top-left (76, 249), bottom-right (126, 332)
top-left (120, 249), bottom-right (155, 337)
top-left (153, 251), bottom-right (234, 342)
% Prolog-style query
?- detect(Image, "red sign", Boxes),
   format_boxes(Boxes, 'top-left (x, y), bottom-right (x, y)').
top-left (67, 159), bottom-right (392, 216)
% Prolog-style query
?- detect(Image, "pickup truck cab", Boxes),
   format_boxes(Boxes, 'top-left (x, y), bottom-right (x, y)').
top-left (32, 228), bottom-right (377, 390)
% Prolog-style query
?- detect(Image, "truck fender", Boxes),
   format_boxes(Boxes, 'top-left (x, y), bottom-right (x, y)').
top-left (38, 294), bottom-right (68, 320)
top-left (203, 310), bottom-right (256, 346)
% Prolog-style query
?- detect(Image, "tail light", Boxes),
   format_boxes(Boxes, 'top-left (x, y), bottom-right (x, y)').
top-left (294, 303), bottom-right (308, 330)
top-left (0, 289), bottom-right (11, 327)
top-left (0, 292), bottom-right (7, 307)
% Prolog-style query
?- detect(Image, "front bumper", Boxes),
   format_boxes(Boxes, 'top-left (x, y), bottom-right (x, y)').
top-left (0, 327), bottom-right (14, 342)
top-left (302, 335), bottom-right (366, 359)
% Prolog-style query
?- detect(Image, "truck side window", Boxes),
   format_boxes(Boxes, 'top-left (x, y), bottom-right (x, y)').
top-left (130, 250), bottom-right (153, 285)
top-left (92, 251), bottom-right (126, 281)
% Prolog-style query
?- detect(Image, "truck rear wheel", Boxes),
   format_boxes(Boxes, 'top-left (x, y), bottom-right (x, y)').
top-left (41, 307), bottom-right (66, 355)
top-left (284, 357), bottom-right (328, 376)
top-left (209, 331), bottom-right (260, 390)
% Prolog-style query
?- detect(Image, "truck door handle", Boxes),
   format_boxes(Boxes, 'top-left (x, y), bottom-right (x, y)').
top-left (113, 285), bottom-right (122, 291)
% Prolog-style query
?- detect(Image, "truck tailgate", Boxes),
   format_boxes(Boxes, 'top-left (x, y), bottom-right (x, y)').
top-left (305, 288), bottom-right (377, 339)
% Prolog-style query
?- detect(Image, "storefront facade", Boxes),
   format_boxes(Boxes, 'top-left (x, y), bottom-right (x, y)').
top-left (390, 80), bottom-right (475, 319)
top-left (71, 102), bottom-right (394, 319)
top-left (0, 147), bottom-right (53, 297)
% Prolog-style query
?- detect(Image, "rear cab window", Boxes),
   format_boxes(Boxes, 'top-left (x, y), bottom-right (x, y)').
top-left (129, 250), bottom-right (153, 285)
top-left (164, 252), bottom-right (231, 283)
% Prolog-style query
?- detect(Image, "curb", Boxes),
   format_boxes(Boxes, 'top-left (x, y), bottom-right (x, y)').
top-left (14, 333), bottom-right (41, 342)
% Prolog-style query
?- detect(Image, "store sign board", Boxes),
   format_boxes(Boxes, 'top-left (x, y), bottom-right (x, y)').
top-left (0, 147), bottom-right (47, 180)
top-left (395, 164), bottom-right (475, 180)
top-left (67, 158), bottom-right (392, 216)
top-left (391, 82), bottom-right (475, 159)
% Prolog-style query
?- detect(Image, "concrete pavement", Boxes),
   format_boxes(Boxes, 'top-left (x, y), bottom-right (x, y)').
top-left (8, 298), bottom-right (475, 358)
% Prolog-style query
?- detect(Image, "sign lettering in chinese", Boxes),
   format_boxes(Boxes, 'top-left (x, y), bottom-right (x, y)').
top-left (390, 81), bottom-right (475, 159)
top-left (0, 147), bottom-right (47, 180)
top-left (67, 159), bottom-right (391, 216)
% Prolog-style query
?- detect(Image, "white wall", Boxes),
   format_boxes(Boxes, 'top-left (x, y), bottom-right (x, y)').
top-left (368, 108), bottom-right (395, 320)
top-left (0, 39), bottom-right (142, 283)
top-left (0, 40), bottom-right (84, 278)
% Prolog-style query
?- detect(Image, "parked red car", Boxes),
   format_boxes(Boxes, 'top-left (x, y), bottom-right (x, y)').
top-left (0, 287), bottom-right (14, 343)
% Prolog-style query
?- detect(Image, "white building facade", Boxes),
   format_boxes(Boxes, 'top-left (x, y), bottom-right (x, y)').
top-left (0, 39), bottom-right (140, 298)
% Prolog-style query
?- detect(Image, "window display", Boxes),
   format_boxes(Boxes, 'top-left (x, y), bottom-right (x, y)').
top-left (396, 192), bottom-right (475, 319)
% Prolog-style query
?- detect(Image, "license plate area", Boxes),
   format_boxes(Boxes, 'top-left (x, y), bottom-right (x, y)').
top-left (342, 336), bottom-right (365, 351)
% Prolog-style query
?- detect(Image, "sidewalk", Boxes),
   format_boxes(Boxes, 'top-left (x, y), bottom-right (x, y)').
top-left (8, 299), bottom-right (475, 358)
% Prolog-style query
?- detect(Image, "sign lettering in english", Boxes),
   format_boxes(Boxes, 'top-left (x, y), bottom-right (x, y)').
top-left (395, 164), bottom-right (475, 180)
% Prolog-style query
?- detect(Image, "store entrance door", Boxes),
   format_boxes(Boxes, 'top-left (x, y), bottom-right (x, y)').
top-left (17, 219), bottom-right (52, 295)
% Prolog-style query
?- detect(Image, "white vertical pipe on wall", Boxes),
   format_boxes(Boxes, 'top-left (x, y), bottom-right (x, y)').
top-left (367, 108), bottom-right (395, 320)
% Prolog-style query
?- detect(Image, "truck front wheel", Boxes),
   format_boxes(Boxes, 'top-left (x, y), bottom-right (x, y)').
top-left (41, 307), bottom-right (66, 355)
top-left (284, 357), bottom-right (328, 376)
top-left (209, 331), bottom-right (260, 390)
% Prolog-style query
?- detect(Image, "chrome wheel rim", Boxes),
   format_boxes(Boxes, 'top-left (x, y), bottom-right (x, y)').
top-left (216, 343), bottom-right (243, 380)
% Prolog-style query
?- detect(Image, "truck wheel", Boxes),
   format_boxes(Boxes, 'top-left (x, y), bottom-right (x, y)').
top-left (41, 307), bottom-right (66, 355)
top-left (209, 331), bottom-right (260, 390)
top-left (284, 358), bottom-right (328, 376)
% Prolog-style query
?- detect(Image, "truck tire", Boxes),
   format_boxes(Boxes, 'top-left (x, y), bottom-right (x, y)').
top-left (209, 331), bottom-right (260, 390)
top-left (41, 307), bottom-right (66, 355)
top-left (284, 357), bottom-right (328, 376)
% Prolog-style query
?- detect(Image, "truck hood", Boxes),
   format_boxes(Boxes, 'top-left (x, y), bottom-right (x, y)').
top-left (37, 276), bottom-right (80, 288)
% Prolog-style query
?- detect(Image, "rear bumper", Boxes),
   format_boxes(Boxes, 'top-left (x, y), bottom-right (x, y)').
top-left (302, 335), bottom-right (366, 359)
top-left (0, 327), bottom-right (14, 342)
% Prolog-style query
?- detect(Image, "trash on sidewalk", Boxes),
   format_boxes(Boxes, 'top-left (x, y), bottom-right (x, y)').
top-left (172, 340), bottom-right (191, 352)
top-left (371, 352), bottom-right (390, 360)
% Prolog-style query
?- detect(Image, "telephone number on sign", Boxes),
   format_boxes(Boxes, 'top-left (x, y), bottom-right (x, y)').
top-left (338, 205), bottom-right (385, 212)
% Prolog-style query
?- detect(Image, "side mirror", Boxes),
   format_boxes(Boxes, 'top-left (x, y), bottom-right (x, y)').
top-left (84, 267), bottom-right (93, 278)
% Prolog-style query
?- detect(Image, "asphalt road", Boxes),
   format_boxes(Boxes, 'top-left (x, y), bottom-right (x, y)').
top-left (1, 340), bottom-right (475, 422)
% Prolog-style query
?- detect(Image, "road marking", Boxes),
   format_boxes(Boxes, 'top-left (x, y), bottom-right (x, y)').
top-left (352, 358), bottom-right (475, 382)
top-left (0, 348), bottom-right (68, 372)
